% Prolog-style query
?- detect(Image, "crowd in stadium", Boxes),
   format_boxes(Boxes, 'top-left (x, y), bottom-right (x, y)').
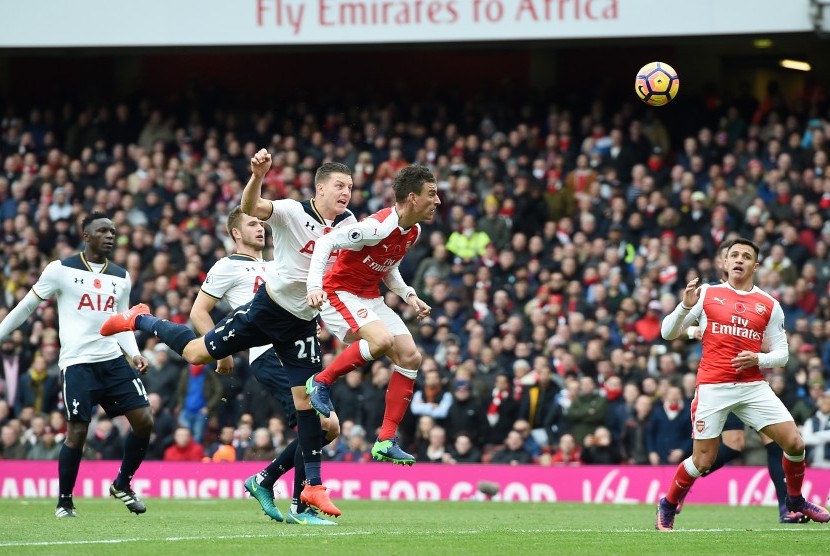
top-left (2, 81), bottom-right (830, 468)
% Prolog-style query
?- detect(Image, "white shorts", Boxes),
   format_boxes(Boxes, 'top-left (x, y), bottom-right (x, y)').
top-left (320, 290), bottom-right (410, 342)
top-left (691, 381), bottom-right (794, 440)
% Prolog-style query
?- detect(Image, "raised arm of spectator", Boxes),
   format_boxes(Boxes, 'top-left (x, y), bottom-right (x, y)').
top-left (240, 148), bottom-right (274, 220)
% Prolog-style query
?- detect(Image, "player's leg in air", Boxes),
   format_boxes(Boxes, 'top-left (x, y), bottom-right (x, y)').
top-left (104, 291), bottom-right (343, 517)
top-left (307, 299), bottom-right (421, 465)
top-left (100, 303), bottom-right (211, 365)
top-left (244, 349), bottom-right (339, 525)
top-left (369, 332), bottom-right (421, 465)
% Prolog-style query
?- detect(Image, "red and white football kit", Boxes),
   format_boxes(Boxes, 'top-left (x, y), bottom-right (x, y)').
top-left (307, 207), bottom-right (420, 341)
top-left (661, 283), bottom-right (792, 439)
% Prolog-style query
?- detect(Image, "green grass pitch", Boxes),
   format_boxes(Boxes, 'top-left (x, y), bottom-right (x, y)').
top-left (0, 498), bottom-right (827, 555)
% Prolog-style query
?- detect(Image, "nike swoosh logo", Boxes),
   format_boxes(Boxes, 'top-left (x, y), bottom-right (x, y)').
top-left (293, 516), bottom-right (308, 525)
top-left (250, 482), bottom-right (258, 492)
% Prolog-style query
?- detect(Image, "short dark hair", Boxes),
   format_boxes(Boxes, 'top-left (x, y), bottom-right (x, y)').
top-left (226, 206), bottom-right (245, 237)
top-left (315, 162), bottom-right (351, 186)
top-left (81, 211), bottom-right (109, 233)
top-left (392, 165), bottom-right (436, 203)
top-left (718, 239), bottom-right (734, 257)
top-left (728, 238), bottom-right (761, 261)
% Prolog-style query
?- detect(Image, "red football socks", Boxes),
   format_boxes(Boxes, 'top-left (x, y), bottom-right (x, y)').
top-left (666, 462), bottom-right (697, 505)
top-left (315, 341), bottom-right (367, 386)
top-left (379, 371), bottom-right (415, 440)
top-left (782, 456), bottom-right (806, 496)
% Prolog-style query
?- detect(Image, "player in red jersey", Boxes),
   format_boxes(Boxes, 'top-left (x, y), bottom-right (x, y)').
top-left (655, 238), bottom-right (830, 530)
top-left (678, 239), bottom-right (807, 523)
top-left (305, 165), bottom-right (438, 465)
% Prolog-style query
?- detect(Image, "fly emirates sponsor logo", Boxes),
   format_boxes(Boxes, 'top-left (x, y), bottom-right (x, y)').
top-left (361, 254), bottom-right (397, 273)
top-left (710, 315), bottom-right (762, 341)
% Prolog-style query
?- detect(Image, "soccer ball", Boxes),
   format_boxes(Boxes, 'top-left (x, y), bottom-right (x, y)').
top-left (635, 61), bottom-right (679, 107)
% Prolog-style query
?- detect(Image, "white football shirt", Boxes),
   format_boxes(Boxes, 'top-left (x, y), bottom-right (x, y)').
top-left (32, 253), bottom-right (139, 369)
top-left (262, 198), bottom-right (356, 320)
top-left (200, 254), bottom-right (270, 362)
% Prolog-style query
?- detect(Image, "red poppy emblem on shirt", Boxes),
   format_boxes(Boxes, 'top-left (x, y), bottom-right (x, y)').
top-left (755, 303), bottom-right (766, 315)
top-left (93, 279), bottom-right (101, 289)
top-left (734, 302), bottom-right (745, 313)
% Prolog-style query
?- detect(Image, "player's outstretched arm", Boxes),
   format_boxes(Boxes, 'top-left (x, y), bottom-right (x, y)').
top-left (306, 220), bottom-right (380, 309)
top-left (406, 293), bottom-right (432, 321)
top-left (0, 291), bottom-right (42, 340)
top-left (240, 148), bottom-right (274, 220)
top-left (383, 268), bottom-right (431, 320)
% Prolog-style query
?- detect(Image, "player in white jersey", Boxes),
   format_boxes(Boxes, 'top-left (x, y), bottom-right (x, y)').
top-left (101, 152), bottom-right (355, 518)
top-left (0, 212), bottom-right (153, 518)
top-left (190, 206), bottom-right (338, 525)
top-left (655, 238), bottom-right (829, 530)
top-left (305, 164), bottom-right (438, 466)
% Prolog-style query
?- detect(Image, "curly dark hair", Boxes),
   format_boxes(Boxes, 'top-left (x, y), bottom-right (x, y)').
top-left (81, 211), bottom-right (109, 232)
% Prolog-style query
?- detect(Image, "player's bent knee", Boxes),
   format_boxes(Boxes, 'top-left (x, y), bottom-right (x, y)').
top-left (398, 350), bottom-right (422, 370)
top-left (183, 341), bottom-right (212, 365)
top-left (785, 437), bottom-right (805, 455)
top-left (377, 336), bottom-right (395, 354)
top-left (321, 415), bottom-right (341, 441)
top-left (132, 411), bottom-right (154, 437)
top-left (65, 423), bottom-right (89, 448)
top-left (692, 453), bottom-right (715, 474)
top-left (722, 431), bottom-right (745, 452)
top-left (368, 333), bottom-right (395, 355)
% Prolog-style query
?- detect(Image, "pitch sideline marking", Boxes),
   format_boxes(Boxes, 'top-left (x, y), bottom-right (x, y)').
top-left (1, 528), bottom-right (828, 547)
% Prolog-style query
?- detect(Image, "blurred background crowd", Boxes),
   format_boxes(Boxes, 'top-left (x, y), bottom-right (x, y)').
top-left (2, 80), bottom-right (830, 468)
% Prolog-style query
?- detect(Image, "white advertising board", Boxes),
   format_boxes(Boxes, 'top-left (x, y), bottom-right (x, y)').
top-left (0, 0), bottom-right (813, 48)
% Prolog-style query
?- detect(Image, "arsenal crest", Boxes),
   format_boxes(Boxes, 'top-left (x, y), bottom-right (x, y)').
top-left (755, 303), bottom-right (767, 315)
top-left (695, 420), bottom-right (705, 433)
top-left (357, 308), bottom-right (369, 319)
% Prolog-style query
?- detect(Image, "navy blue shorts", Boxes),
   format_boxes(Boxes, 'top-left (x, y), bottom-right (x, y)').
top-left (204, 287), bottom-right (322, 372)
top-left (250, 349), bottom-right (299, 428)
top-left (723, 412), bottom-right (744, 432)
top-left (62, 357), bottom-right (149, 422)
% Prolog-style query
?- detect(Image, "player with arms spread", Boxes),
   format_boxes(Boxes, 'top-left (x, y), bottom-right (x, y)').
top-left (305, 164), bottom-right (438, 465)
top-left (656, 238), bottom-right (830, 530)
top-left (101, 152), bottom-right (355, 518)
top-left (0, 211), bottom-right (153, 518)
top-left (190, 205), bottom-right (338, 525)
